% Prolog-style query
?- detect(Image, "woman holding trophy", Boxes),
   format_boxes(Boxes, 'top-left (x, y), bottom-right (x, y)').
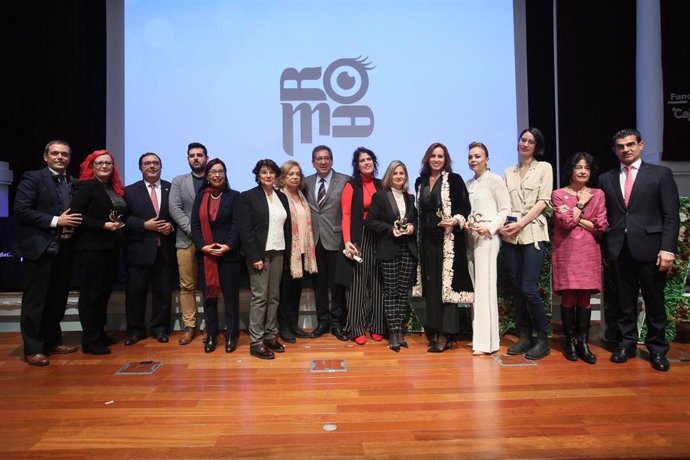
top-left (413, 142), bottom-right (473, 353)
top-left (365, 160), bottom-right (418, 352)
top-left (464, 142), bottom-right (511, 355)
top-left (70, 150), bottom-right (127, 355)
top-left (336, 147), bottom-right (385, 345)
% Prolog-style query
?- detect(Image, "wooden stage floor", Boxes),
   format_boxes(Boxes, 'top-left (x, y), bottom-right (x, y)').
top-left (1, 325), bottom-right (689, 459)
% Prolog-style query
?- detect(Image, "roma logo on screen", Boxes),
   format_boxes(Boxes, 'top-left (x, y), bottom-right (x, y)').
top-left (280, 56), bottom-right (375, 155)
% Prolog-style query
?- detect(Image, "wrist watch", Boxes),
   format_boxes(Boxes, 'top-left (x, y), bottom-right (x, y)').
top-left (575, 203), bottom-right (584, 210)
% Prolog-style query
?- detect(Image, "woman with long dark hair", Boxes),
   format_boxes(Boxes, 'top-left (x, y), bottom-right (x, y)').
top-left (191, 158), bottom-right (242, 353)
top-left (499, 127), bottom-right (553, 360)
top-left (70, 150), bottom-right (127, 355)
top-left (336, 147), bottom-right (385, 345)
top-left (412, 142), bottom-right (473, 353)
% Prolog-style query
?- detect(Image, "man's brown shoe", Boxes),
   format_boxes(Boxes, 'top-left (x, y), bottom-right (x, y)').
top-left (178, 327), bottom-right (196, 345)
top-left (47, 345), bottom-right (78, 355)
top-left (24, 353), bottom-right (49, 366)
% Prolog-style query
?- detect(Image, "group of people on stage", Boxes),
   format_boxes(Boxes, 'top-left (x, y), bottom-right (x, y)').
top-left (14, 128), bottom-right (679, 371)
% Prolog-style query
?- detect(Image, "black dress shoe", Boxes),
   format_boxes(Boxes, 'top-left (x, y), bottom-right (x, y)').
top-left (124, 336), bottom-right (141, 346)
top-left (204, 336), bottom-right (217, 353)
top-left (292, 327), bottom-right (310, 338)
top-left (650, 353), bottom-right (670, 372)
top-left (279, 329), bottom-right (296, 344)
top-left (82, 343), bottom-right (111, 355)
top-left (225, 337), bottom-right (238, 353)
top-left (610, 346), bottom-right (637, 363)
top-left (102, 335), bottom-right (117, 346)
top-left (310, 324), bottom-right (329, 338)
top-left (331, 327), bottom-right (349, 341)
top-left (264, 338), bottom-right (285, 353)
top-left (250, 344), bottom-right (275, 360)
top-left (154, 333), bottom-right (169, 343)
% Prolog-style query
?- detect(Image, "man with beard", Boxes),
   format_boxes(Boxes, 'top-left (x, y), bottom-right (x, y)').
top-left (169, 142), bottom-right (208, 345)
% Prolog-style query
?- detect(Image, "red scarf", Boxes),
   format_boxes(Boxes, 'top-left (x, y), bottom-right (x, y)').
top-left (199, 187), bottom-right (222, 299)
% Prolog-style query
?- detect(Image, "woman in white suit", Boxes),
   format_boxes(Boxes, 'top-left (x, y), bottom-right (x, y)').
top-left (465, 142), bottom-right (510, 355)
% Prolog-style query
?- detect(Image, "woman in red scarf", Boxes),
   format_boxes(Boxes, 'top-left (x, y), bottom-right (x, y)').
top-left (191, 159), bottom-right (242, 353)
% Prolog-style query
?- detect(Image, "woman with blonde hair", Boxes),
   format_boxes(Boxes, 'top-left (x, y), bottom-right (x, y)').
top-left (276, 160), bottom-right (318, 343)
top-left (365, 160), bottom-right (417, 352)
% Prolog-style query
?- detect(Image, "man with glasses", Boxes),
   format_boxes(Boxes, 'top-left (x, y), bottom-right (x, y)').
top-left (14, 140), bottom-right (83, 365)
top-left (304, 145), bottom-right (350, 340)
top-left (123, 153), bottom-right (176, 345)
top-left (169, 142), bottom-right (208, 344)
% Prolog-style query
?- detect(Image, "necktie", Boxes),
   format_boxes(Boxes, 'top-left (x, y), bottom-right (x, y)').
top-left (317, 178), bottom-right (326, 208)
top-left (149, 183), bottom-right (160, 216)
top-left (56, 175), bottom-right (70, 210)
top-left (623, 166), bottom-right (633, 207)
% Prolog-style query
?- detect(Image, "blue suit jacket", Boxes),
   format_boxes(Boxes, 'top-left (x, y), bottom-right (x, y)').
top-left (13, 167), bottom-right (74, 260)
top-left (124, 179), bottom-right (176, 266)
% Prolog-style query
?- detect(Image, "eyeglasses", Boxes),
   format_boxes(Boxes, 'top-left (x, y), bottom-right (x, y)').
top-left (313, 156), bottom-right (331, 163)
top-left (93, 161), bottom-right (113, 168)
top-left (142, 161), bottom-right (160, 167)
top-left (208, 170), bottom-right (225, 176)
top-left (519, 138), bottom-right (536, 146)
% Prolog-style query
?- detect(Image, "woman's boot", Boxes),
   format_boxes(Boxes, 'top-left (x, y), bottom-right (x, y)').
top-left (576, 307), bottom-right (597, 364)
top-left (561, 307), bottom-right (578, 361)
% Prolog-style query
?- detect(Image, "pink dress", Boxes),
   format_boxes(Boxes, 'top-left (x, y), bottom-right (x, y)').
top-left (551, 188), bottom-right (608, 294)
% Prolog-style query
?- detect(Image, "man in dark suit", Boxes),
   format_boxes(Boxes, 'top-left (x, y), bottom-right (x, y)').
top-left (123, 153), bottom-right (176, 345)
top-left (599, 129), bottom-right (680, 372)
top-left (14, 140), bottom-right (82, 365)
top-left (304, 145), bottom-right (351, 341)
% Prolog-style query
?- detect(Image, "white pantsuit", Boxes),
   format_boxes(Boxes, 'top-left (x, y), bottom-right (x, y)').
top-left (466, 171), bottom-right (510, 353)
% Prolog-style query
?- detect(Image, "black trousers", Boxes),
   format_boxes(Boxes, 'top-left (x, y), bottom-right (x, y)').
top-left (76, 248), bottom-right (119, 347)
top-left (20, 239), bottom-right (74, 355)
top-left (124, 247), bottom-right (174, 338)
top-left (199, 260), bottom-right (241, 338)
top-left (278, 257), bottom-right (305, 332)
top-left (313, 241), bottom-right (346, 329)
top-left (613, 239), bottom-right (669, 355)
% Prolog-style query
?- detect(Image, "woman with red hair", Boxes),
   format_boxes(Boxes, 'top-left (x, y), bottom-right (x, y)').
top-left (70, 150), bottom-right (127, 354)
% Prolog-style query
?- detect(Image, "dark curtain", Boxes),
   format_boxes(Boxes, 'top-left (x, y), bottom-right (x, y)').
top-left (660, 0), bottom-right (690, 161)
top-left (555, 0), bottom-right (637, 185)
top-left (525, 0), bottom-right (557, 189)
top-left (3, 0), bottom-right (106, 215)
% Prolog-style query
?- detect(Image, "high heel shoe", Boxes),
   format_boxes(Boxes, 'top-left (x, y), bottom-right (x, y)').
top-left (389, 333), bottom-right (400, 353)
top-left (204, 335), bottom-right (217, 353)
top-left (82, 343), bottom-right (111, 355)
top-left (398, 332), bottom-right (408, 348)
top-left (427, 334), bottom-right (449, 353)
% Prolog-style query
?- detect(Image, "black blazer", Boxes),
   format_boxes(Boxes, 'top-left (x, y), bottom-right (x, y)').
top-left (124, 180), bottom-right (176, 266)
top-left (70, 179), bottom-right (126, 251)
top-left (599, 162), bottom-right (679, 262)
top-left (190, 189), bottom-right (242, 263)
top-left (365, 189), bottom-right (418, 260)
top-left (236, 186), bottom-right (291, 265)
top-left (13, 167), bottom-right (75, 260)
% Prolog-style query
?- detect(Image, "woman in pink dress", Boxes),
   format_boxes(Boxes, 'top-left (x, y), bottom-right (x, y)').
top-left (552, 152), bottom-right (608, 364)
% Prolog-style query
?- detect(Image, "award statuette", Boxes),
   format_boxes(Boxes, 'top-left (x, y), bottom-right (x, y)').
top-left (109, 210), bottom-right (124, 224)
top-left (393, 216), bottom-right (410, 233)
top-left (436, 208), bottom-right (451, 221)
top-left (467, 212), bottom-right (483, 231)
